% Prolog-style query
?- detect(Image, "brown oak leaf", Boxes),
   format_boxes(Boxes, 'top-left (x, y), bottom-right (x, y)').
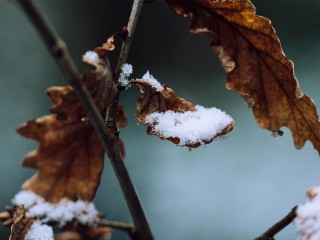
top-left (0, 206), bottom-right (14, 227)
top-left (133, 79), bottom-right (196, 123)
top-left (9, 206), bottom-right (35, 240)
top-left (55, 225), bottom-right (112, 240)
top-left (133, 79), bottom-right (234, 148)
top-left (17, 115), bottom-right (104, 203)
top-left (116, 105), bottom-right (128, 129)
top-left (48, 47), bottom-right (117, 123)
top-left (116, 105), bottom-right (127, 160)
top-left (166, 0), bottom-right (320, 153)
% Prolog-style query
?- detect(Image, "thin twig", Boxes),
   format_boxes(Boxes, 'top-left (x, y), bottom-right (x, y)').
top-left (15, 1), bottom-right (153, 239)
top-left (115, 0), bottom-right (144, 81)
top-left (98, 219), bottom-right (134, 233)
top-left (106, 0), bottom-right (145, 134)
top-left (254, 206), bottom-right (297, 240)
top-left (105, 1), bottom-right (154, 237)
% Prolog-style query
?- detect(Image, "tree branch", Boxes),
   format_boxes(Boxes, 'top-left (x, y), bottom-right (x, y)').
top-left (15, 1), bottom-right (153, 239)
top-left (254, 206), bottom-right (297, 240)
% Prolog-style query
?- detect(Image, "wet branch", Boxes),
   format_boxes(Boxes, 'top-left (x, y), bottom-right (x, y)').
top-left (254, 206), bottom-right (297, 240)
top-left (15, 0), bottom-right (153, 239)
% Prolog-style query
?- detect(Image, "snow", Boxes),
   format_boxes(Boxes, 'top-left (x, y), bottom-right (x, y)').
top-left (82, 51), bottom-right (99, 67)
top-left (25, 221), bottom-right (54, 240)
top-left (294, 186), bottom-right (320, 240)
top-left (12, 191), bottom-right (99, 227)
top-left (146, 105), bottom-right (234, 146)
top-left (121, 63), bottom-right (133, 76)
top-left (119, 63), bottom-right (133, 87)
top-left (141, 71), bottom-right (163, 92)
top-left (12, 190), bottom-right (44, 208)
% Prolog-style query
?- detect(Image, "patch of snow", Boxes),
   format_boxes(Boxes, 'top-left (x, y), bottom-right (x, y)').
top-left (119, 63), bottom-right (133, 87)
top-left (141, 71), bottom-right (163, 92)
top-left (12, 191), bottom-right (99, 227)
top-left (25, 221), bottom-right (54, 240)
top-left (82, 51), bottom-right (99, 67)
top-left (295, 186), bottom-right (320, 240)
top-left (146, 105), bottom-right (233, 146)
top-left (12, 190), bottom-right (44, 208)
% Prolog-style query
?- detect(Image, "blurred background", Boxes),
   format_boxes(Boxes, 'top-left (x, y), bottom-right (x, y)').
top-left (1, 0), bottom-right (320, 239)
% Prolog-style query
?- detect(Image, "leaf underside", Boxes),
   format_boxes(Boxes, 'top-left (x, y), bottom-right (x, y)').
top-left (166, 0), bottom-right (320, 153)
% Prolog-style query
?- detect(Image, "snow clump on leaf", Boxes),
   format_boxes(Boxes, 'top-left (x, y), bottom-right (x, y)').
top-left (133, 72), bottom-right (234, 148)
top-left (146, 105), bottom-right (233, 146)
top-left (25, 221), bottom-right (54, 240)
top-left (12, 190), bottom-right (99, 227)
top-left (295, 185), bottom-right (320, 240)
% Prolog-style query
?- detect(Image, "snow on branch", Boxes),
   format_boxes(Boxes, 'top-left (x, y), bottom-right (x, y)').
top-left (119, 63), bottom-right (133, 87)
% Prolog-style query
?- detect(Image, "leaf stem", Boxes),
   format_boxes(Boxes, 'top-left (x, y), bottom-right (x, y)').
top-left (15, 1), bottom-right (153, 239)
top-left (98, 219), bottom-right (134, 233)
top-left (254, 206), bottom-right (297, 240)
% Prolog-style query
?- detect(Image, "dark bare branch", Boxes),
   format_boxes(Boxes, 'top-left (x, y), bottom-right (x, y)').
top-left (15, 0), bottom-right (153, 239)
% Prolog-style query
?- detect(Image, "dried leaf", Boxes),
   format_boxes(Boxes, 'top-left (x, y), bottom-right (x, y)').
top-left (166, 0), bottom-right (320, 153)
top-left (17, 115), bottom-right (104, 203)
top-left (55, 231), bottom-right (82, 240)
top-left (94, 35), bottom-right (118, 57)
top-left (48, 48), bottom-right (117, 123)
top-left (55, 225), bottom-right (112, 240)
top-left (9, 206), bottom-right (34, 240)
top-left (102, 36), bottom-right (116, 51)
top-left (133, 79), bottom-right (234, 147)
top-left (116, 105), bottom-right (128, 129)
top-left (117, 138), bottom-right (126, 160)
top-left (133, 79), bottom-right (195, 123)
top-left (0, 206), bottom-right (15, 227)
top-left (0, 209), bottom-right (11, 226)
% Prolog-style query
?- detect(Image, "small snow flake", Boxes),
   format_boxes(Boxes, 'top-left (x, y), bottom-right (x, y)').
top-left (141, 71), bottom-right (163, 92)
top-left (119, 63), bottom-right (133, 87)
top-left (82, 51), bottom-right (100, 67)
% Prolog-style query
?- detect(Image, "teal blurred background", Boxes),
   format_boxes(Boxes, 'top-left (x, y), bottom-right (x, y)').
top-left (1, 0), bottom-right (320, 239)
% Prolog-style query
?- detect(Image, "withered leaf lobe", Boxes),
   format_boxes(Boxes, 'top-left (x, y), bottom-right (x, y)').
top-left (48, 48), bottom-right (117, 123)
top-left (17, 115), bottom-right (104, 203)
